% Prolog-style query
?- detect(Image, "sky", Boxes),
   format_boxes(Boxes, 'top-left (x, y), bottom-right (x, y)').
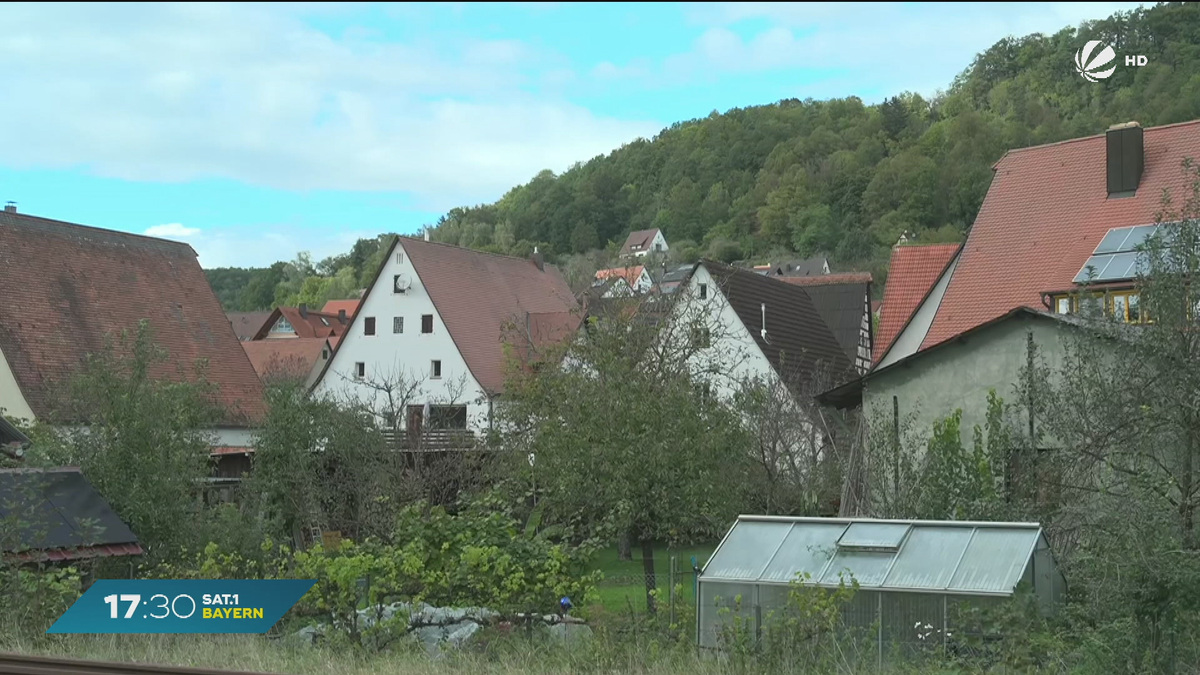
top-left (0, 2), bottom-right (1144, 268)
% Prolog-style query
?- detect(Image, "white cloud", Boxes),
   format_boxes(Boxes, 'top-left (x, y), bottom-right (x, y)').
top-left (0, 3), bottom-right (660, 211)
top-left (661, 2), bottom-right (1146, 99)
top-left (144, 223), bottom-right (201, 239)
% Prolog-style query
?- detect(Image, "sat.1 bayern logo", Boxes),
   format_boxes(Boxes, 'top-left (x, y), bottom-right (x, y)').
top-left (1075, 40), bottom-right (1117, 82)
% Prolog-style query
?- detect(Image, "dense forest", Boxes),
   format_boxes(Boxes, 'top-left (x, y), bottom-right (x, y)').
top-left (206, 2), bottom-right (1200, 311)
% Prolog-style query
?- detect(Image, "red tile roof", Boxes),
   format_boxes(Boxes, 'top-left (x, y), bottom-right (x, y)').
top-left (619, 229), bottom-right (662, 256)
top-left (321, 299), bottom-right (360, 316)
top-left (321, 237), bottom-right (579, 395)
top-left (874, 243), bottom-right (961, 364)
top-left (924, 119), bottom-right (1200, 349)
top-left (594, 265), bottom-right (646, 284)
top-left (252, 307), bottom-right (348, 340)
top-left (242, 338), bottom-right (328, 381)
top-left (227, 311), bottom-right (272, 341)
top-left (0, 211), bottom-right (266, 424)
top-left (779, 272), bottom-right (873, 287)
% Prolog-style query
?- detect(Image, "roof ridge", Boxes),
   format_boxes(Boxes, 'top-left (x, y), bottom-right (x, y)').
top-left (0, 211), bottom-right (197, 254)
top-left (1004, 118), bottom-right (1200, 157)
top-left (403, 235), bottom-right (559, 268)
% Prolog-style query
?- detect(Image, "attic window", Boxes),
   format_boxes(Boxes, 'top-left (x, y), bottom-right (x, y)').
top-left (364, 317), bottom-right (376, 336)
top-left (354, 362), bottom-right (365, 379)
top-left (322, 348), bottom-right (330, 359)
top-left (422, 315), bottom-right (434, 334)
top-left (271, 317), bottom-right (294, 334)
top-left (699, 283), bottom-right (707, 300)
top-left (431, 360), bottom-right (442, 379)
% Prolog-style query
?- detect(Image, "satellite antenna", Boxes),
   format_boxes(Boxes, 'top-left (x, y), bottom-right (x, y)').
top-left (394, 274), bottom-right (411, 293)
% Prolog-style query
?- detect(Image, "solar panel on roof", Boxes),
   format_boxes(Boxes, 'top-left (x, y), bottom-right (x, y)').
top-left (1093, 227), bottom-right (1133, 254)
top-left (1075, 224), bottom-right (1162, 284)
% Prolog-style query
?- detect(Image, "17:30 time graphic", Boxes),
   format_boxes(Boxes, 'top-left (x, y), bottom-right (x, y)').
top-left (103, 593), bottom-right (200, 620)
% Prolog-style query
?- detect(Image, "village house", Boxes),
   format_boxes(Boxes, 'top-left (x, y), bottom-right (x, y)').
top-left (618, 228), bottom-right (669, 259)
top-left (311, 237), bottom-right (579, 447)
top-left (0, 206), bottom-right (266, 472)
top-left (591, 264), bottom-right (653, 297)
top-left (251, 304), bottom-right (351, 347)
top-left (821, 119), bottom-right (1200, 443)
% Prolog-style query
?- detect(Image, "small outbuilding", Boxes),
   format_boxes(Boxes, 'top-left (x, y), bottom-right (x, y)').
top-left (698, 516), bottom-right (1064, 656)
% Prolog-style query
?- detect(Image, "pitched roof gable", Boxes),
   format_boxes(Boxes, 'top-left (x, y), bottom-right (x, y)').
top-left (0, 210), bottom-right (265, 424)
top-left (317, 237), bottom-right (579, 395)
top-left (227, 311), bottom-right (272, 341)
top-left (781, 275), bottom-right (872, 363)
top-left (252, 307), bottom-right (348, 340)
top-left (702, 261), bottom-right (852, 386)
top-left (923, 119), bottom-right (1200, 349)
top-left (875, 243), bottom-right (961, 364)
top-left (619, 229), bottom-right (661, 256)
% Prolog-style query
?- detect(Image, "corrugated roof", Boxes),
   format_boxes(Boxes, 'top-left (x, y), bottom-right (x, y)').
top-left (702, 515), bottom-right (1048, 596)
top-left (874, 243), bottom-right (961, 364)
top-left (924, 119), bottom-right (1200, 349)
top-left (0, 210), bottom-right (265, 425)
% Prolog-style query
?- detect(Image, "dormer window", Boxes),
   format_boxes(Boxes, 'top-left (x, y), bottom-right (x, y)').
top-left (270, 317), bottom-right (295, 334)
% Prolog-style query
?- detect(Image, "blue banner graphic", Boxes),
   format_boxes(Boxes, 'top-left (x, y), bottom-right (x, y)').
top-left (47, 579), bottom-right (316, 634)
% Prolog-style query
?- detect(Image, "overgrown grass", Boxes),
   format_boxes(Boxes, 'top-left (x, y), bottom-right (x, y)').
top-left (584, 543), bottom-right (715, 614)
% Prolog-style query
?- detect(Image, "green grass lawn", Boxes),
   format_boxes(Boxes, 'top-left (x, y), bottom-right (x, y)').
top-left (583, 543), bottom-right (716, 614)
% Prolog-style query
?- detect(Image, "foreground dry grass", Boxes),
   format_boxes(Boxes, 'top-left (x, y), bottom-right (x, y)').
top-left (4, 633), bottom-right (733, 675)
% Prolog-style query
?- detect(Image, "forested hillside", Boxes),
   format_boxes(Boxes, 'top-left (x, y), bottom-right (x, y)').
top-left (206, 2), bottom-right (1200, 311)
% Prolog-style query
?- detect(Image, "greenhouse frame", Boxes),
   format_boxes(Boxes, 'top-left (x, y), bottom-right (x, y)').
top-left (697, 516), bottom-right (1065, 658)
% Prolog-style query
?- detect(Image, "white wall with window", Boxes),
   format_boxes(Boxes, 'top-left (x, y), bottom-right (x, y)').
top-left (313, 240), bottom-right (490, 433)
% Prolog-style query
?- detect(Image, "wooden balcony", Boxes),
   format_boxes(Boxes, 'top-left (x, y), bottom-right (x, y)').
top-left (381, 428), bottom-right (479, 451)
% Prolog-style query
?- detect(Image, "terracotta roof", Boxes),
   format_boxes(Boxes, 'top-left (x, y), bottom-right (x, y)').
top-left (779, 272), bottom-right (873, 287)
top-left (619, 229), bottom-right (662, 256)
top-left (252, 306), bottom-right (348, 340)
top-left (924, 119), bottom-right (1200, 347)
top-left (321, 299), bottom-right (360, 315)
top-left (0, 210), bottom-right (265, 424)
top-left (874, 243), bottom-right (961, 364)
top-left (242, 338), bottom-right (328, 381)
top-left (703, 261), bottom-right (853, 387)
top-left (227, 311), bottom-right (271, 341)
top-left (321, 237), bottom-right (578, 395)
top-left (594, 265), bottom-right (646, 284)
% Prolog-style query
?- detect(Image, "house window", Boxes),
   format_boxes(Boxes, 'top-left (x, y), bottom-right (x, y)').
top-left (1054, 296), bottom-right (1072, 314)
top-left (699, 283), bottom-right (707, 300)
top-left (364, 317), bottom-right (376, 335)
top-left (422, 314), bottom-right (434, 334)
top-left (1110, 291), bottom-right (1142, 323)
top-left (410, 404), bottom-right (467, 430)
top-left (395, 252), bottom-right (405, 265)
top-left (691, 325), bottom-right (711, 349)
top-left (270, 317), bottom-right (295, 334)
top-left (355, 362), bottom-right (365, 379)
top-left (393, 316), bottom-right (404, 334)
top-left (393, 274), bottom-right (407, 294)
top-left (655, 242), bottom-right (662, 252)
top-left (431, 360), bottom-right (442, 379)
top-left (322, 348), bottom-right (329, 359)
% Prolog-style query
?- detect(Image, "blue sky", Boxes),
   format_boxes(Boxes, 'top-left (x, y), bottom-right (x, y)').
top-left (0, 2), bottom-right (1142, 268)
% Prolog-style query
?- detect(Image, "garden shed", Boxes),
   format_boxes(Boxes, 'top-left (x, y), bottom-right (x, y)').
top-left (697, 516), bottom-right (1064, 656)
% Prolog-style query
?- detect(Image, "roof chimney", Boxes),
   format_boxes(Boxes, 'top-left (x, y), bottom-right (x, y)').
top-left (298, 304), bottom-right (308, 318)
top-left (1106, 121), bottom-right (1144, 196)
top-left (423, 229), bottom-right (430, 242)
top-left (3, 202), bottom-right (15, 213)
top-left (338, 309), bottom-right (347, 323)
top-left (531, 245), bottom-right (544, 272)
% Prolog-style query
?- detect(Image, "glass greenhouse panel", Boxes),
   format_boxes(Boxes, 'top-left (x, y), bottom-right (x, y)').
top-left (821, 549), bottom-right (893, 587)
top-left (882, 526), bottom-right (973, 590)
top-left (759, 522), bottom-right (846, 583)
top-left (704, 520), bottom-right (789, 580)
top-left (838, 522), bottom-right (911, 549)
top-left (948, 528), bottom-right (1039, 594)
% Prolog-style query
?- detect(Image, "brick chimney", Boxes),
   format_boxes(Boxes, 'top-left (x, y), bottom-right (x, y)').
top-left (1106, 121), bottom-right (1144, 196)
top-left (531, 245), bottom-right (544, 272)
top-left (338, 309), bottom-right (347, 323)
top-left (3, 202), bottom-right (15, 213)
top-left (299, 304), bottom-right (308, 318)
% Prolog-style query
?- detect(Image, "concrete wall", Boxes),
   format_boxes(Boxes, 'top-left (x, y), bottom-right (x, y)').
top-left (865, 316), bottom-right (1070, 449)
top-left (314, 240), bottom-right (491, 431)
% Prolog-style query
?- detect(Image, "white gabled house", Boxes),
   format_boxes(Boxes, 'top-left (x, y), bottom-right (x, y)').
top-left (619, 228), bottom-right (669, 259)
top-left (592, 264), bottom-right (653, 298)
top-left (312, 237), bottom-right (579, 447)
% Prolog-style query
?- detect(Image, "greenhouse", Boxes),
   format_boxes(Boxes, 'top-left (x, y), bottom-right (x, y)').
top-left (697, 516), bottom-right (1065, 657)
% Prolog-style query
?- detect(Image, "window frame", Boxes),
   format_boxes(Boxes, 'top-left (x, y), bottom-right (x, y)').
top-left (364, 317), bottom-right (376, 336)
top-left (421, 314), bottom-right (434, 334)
top-left (393, 316), bottom-right (404, 334)
top-left (431, 360), bottom-right (442, 379)
top-left (354, 362), bottom-right (365, 379)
